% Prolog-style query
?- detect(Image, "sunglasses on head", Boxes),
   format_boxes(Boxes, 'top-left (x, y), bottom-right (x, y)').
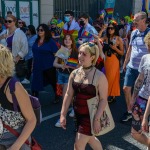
top-left (108, 27), bottom-right (114, 30)
top-left (88, 42), bottom-right (95, 47)
top-left (37, 29), bottom-right (44, 32)
top-left (5, 20), bottom-right (13, 23)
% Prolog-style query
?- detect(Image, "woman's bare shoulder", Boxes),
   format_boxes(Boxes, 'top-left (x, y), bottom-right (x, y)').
top-left (95, 69), bottom-right (106, 81)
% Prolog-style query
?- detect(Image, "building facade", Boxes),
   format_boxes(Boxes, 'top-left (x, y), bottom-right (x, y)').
top-left (0, 0), bottom-right (146, 28)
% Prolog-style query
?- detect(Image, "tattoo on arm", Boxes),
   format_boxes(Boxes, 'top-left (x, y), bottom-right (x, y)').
top-left (133, 79), bottom-right (143, 97)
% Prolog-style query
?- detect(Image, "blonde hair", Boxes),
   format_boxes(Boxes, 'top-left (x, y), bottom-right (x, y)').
top-left (0, 44), bottom-right (15, 78)
top-left (135, 11), bottom-right (147, 20)
top-left (144, 32), bottom-right (150, 46)
top-left (79, 42), bottom-right (99, 65)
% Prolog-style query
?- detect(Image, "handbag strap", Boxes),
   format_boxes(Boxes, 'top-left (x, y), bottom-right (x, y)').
top-left (3, 122), bottom-right (30, 146)
top-left (92, 69), bottom-right (99, 97)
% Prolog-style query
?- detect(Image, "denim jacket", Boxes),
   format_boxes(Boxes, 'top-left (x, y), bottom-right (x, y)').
top-left (25, 34), bottom-right (37, 60)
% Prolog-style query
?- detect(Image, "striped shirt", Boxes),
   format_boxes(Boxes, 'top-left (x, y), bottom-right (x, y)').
top-left (128, 29), bottom-right (149, 70)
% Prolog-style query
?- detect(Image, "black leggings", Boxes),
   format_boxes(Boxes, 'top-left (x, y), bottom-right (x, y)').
top-left (32, 67), bottom-right (56, 97)
top-left (26, 58), bottom-right (33, 80)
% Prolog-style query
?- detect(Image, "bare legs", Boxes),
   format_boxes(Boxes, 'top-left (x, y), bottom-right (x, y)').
top-left (123, 86), bottom-right (132, 111)
top-left (131, 128), bottom-right (150, 149)
top-left (74, 133), bottom-right (103, 150)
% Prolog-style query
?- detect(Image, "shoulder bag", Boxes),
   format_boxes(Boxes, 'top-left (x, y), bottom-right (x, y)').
top-left (3, 122), bottom-right (42, 150)
top-left (87, 71), bottom-right (115, 136)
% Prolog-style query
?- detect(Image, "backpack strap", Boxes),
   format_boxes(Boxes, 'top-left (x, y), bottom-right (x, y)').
top-left (144, 27), bottom-right (150, 36)
top-left (8, 77), bottom-right (19, 112)
top-left (131, 28), bottom-right (150, 43)
top-left (3, 122), bottom-right (31, 146)
top-left (131, 29), bottom-right (138, 43)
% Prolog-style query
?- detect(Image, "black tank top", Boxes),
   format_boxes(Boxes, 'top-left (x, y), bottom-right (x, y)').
top-left (0, 77), bottom-right (14, 111)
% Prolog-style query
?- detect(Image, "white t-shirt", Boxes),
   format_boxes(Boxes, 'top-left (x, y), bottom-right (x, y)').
top-left (138, 54), bottom-right (150, 99)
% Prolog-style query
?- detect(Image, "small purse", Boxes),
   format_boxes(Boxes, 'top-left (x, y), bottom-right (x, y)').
top-left (87, 73), bottom-right (115, 136)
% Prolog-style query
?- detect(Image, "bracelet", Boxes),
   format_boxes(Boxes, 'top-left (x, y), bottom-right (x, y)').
top-left (94, 118), bottom-right (100, 122)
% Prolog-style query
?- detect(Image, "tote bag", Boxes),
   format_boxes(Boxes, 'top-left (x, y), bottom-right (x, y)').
top-left (87, 71), bottom-right (115, 136)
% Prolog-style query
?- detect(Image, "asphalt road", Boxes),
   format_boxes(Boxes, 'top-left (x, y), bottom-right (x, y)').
top-left (24, 74), bottom-right (146, 150)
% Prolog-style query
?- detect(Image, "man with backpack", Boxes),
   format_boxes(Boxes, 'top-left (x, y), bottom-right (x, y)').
top-left (121, 11), bottom-right (150, 122)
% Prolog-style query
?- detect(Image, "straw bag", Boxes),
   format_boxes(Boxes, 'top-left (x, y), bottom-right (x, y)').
top-left (87, 72), bottom-right (115, 136)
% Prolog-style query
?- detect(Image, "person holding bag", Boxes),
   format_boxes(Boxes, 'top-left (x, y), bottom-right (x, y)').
top-left (60, 42), bottom-right (108, 150)
top-left (0, 44), bottom-right (36, 149)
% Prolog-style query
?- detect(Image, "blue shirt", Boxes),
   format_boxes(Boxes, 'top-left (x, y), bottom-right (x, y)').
top-left (25, 34), bottom-right (37, 61)
top-left (78, 23), bottom-right (98, 44)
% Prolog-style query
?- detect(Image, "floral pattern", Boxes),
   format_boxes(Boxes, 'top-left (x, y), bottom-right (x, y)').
top-left (0, 106), bottom-right (25, 133)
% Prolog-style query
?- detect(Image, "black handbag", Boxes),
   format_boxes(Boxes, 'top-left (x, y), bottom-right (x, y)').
top-left (15, 59), bottom-right (27, 78)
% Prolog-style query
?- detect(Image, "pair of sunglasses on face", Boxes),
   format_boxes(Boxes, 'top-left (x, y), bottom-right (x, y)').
top-left (37, 29), bottom-right (44, 32)
top-left (5, 20), bottom-right (14, 24)
top-left (107, 27), bottom-right (115, 30)
top-left (18, 21), bottom-right (23, 24)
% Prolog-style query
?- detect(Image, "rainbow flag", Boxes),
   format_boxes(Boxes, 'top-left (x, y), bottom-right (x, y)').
top-left (105, 8), bottom-right (114, 18)
top-left (82, 31), bottom-right (93, 38)
top-left (99, 9), bottom-right (106, 17)
top-left (66, 58), bottom-right (78, 68)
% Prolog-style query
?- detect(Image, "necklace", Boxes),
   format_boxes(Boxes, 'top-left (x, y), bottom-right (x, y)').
top-left (78, 67), bottom-right (93, 83)
top-left (82, 65), bottom-right (93, 70)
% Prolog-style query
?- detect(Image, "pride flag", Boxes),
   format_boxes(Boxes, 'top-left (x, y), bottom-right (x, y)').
top-left (99, 9), bottom-right (106, 17)
top-left (66, 58), bottom-right (78, 68)
top-left (82, 31), bottom-right (93, 38)
top-left (105, 8), bottom-right (114, 18)
top-left (145, 0), bottom-right (149, 12)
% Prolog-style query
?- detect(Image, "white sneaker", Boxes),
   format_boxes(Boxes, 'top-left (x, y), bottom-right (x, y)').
top-left (69, 109), bottom-right (75, 117)
top-left (21, 78), bottom-right (30, 84)
top-left (55, 119), bottom-right (61, 127)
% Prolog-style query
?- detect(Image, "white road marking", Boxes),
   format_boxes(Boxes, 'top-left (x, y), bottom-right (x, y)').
top-left (42, 108), bottom-right (72, 122)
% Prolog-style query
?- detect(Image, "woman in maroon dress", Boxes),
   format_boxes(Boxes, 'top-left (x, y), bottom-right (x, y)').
top-left (60, 42), bottom-right (108, 150)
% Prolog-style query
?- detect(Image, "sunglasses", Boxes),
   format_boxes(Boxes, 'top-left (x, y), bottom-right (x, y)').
top-left (37, 29), bottom-right (44, 32)
top-left (108, 27), bottom-right (114, 30)
top-left (88, 42), bottom-right (95, 47)
top-left (5, 20), bottom-right (13, 23)
top-left (107, 27), bottom-right (115, 30)
top-left (18, 22), bottom-right (23, 24)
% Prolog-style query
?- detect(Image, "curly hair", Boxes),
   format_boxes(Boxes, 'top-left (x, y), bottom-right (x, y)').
top-left (144, 32), bottom-right (150, 46)
top-left (0, 44), bottom-right (15, 78)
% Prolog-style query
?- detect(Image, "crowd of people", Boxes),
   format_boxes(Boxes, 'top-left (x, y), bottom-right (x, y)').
top-left (0, 9), bottom-right (150, 150)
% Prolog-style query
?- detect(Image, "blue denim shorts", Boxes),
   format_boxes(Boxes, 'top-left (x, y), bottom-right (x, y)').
top-left (57, 72), bottom-right (70, 84)
top-left (124, 67), bottom-right (139, 87)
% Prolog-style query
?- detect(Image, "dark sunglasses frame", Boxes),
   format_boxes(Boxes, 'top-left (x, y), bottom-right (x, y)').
top-left (107, 27), bottom-right (115, 30)
top-left (37, 29), bottom-right (44, 32)
top-left (5, 20), bottom-right (13, 23)
top-left (18, 22), bottom-right (23, 24)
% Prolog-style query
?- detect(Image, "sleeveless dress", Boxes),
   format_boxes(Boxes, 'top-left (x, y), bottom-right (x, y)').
top-left (72, 69), bottom-right (96, 136)
top-left (104, 45), bottom-right (120, 97)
